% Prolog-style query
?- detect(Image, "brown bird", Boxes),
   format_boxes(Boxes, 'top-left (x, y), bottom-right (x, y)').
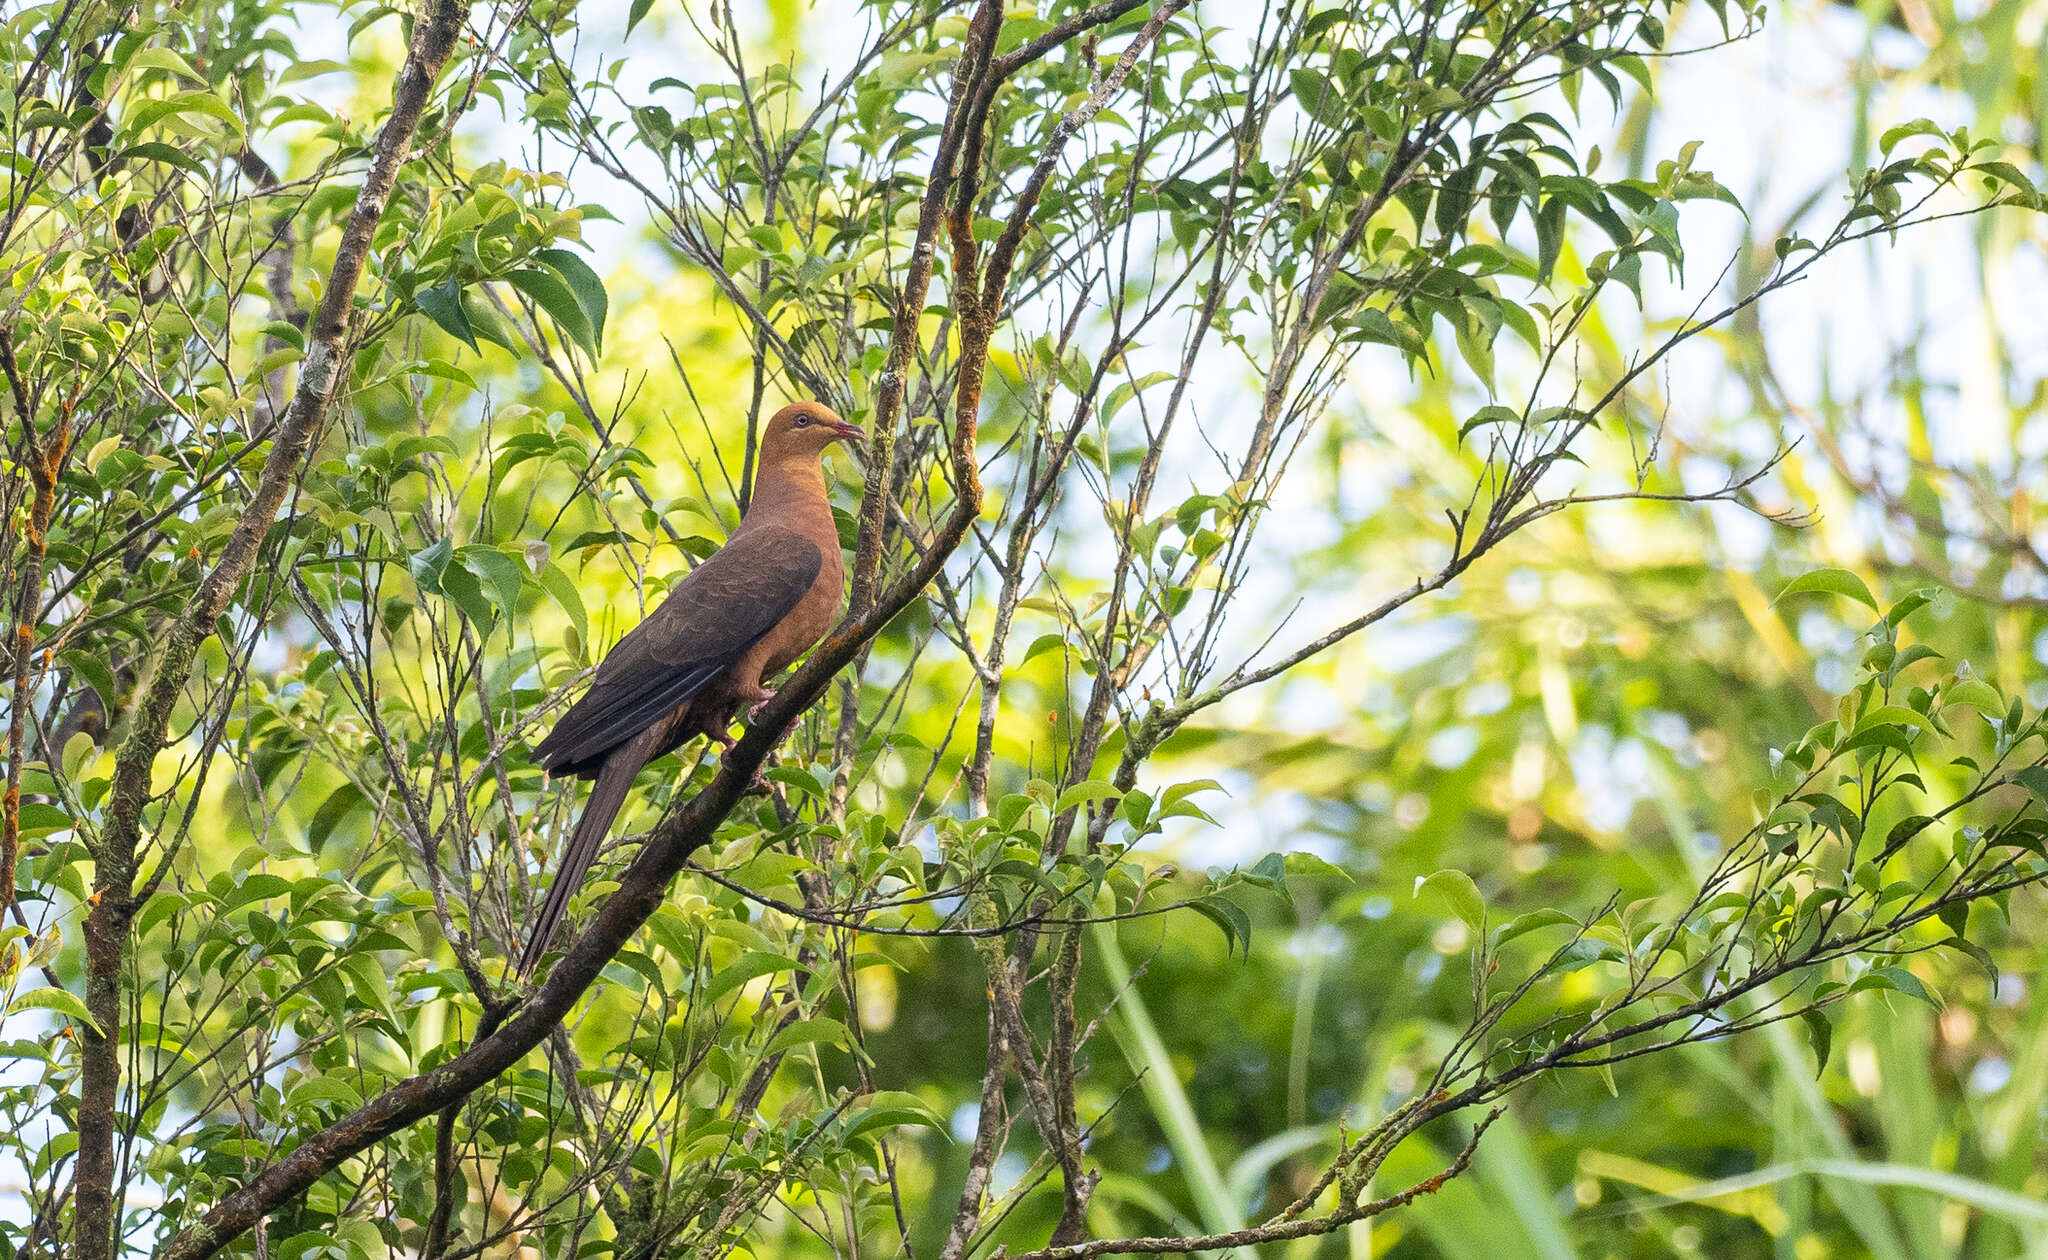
top-left (518, 401), bottom-right (863, 976)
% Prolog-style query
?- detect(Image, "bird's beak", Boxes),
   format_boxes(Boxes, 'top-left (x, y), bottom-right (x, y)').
top-left (827, 420), bottom-right (866, 445)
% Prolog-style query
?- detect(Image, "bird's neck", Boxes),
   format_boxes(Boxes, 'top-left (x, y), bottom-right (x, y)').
top-left (742, 457), bottom-right (830, 529)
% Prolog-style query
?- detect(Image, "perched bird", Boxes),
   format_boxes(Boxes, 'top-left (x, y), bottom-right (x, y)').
top-left (518, 401), bottom-right (863, 976)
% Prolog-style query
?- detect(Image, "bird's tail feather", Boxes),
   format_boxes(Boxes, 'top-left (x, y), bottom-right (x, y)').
top-left (518, 746), bottom-right (642, 977)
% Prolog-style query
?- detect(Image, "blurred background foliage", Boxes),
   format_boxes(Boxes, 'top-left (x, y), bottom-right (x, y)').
top-left (1148, 0), bottom-right (2048, 1252)
top-left (3, 0), bottom-right (2046, 1254)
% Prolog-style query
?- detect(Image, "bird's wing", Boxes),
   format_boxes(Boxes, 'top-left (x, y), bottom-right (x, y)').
top-left (532, 524), bottom-right (823, 774)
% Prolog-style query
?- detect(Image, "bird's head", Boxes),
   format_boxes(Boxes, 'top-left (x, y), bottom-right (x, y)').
top-left (761, 402), bottom-right (864, 462)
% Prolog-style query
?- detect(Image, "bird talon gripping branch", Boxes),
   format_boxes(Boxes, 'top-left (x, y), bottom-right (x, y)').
top-left (729, 756), bottom-right (776, 796)
top-left (517, 402), bottom-right (862, 975)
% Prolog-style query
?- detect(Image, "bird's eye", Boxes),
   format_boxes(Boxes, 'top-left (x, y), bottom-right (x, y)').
top-left (794, 414), bottom-right (811, 427)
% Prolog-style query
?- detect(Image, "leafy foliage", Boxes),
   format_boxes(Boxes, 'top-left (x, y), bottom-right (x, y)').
top-left (0, 0), bottom-right (2042, 1257)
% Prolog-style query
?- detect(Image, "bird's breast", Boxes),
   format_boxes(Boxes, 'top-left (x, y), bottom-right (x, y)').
top-left (757, 542), bottom-right (843, 677)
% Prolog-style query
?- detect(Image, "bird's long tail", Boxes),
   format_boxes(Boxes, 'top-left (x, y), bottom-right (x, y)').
top-left (518, 743), bottom-right (645, 977)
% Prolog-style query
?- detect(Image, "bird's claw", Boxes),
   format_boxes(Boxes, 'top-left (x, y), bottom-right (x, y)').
top-left (746, 690), bottom-right (779, 722)
top-left (720, 748), bottom-right (774, 795)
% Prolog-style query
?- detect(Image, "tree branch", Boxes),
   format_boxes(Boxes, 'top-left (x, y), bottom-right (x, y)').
top-left (78, 4), bottom-right (476, 1257)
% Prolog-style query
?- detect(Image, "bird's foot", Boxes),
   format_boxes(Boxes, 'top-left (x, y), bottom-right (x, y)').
top-left (746, 689), bottom-right (779, 722)
top-left (720, 747), bottom-right (775, 795)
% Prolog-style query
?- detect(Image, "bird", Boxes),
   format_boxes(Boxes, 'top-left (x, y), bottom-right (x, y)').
top-left (517, 401), bottom-right (863, 976)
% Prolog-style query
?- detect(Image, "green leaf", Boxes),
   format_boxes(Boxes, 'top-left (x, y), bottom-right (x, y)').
top-left (535, 248), bottom-right (608, 350)
top-left (305, 783), bottom-right (364, 853)
top-left (1884, 814), bottom-right (1935, 851)
top-left (1892, 644), bottom-right (1943, 673)
top-left (123, 90), bottom-right (243, 140)
top-left (409, 538), bottom-right (453, 594)
top-left (415, 279), bottom-right (478, 353)
top-left (1945, 678), bottom-right (2005, 713)
top-left (1415, 868), bottom-right (1485, 931)
top-left (1972, 160), bottom-right (2038, 200)
top-left (1460, 405), bottom-right (1522, 441)
top-left (460, 291), bottom-right (519, 350)
top-left (1839, 725), bottom-right (1917, 757)
top-left (1885, 589), bottom-right (1935, 627)
top-left (1055, 779), bottom-right (1121, 814)
top-left (1281, 851), bottom-right (1352, 881)
top-left (287, 1075), bottom-right (364, 1113)
top-left (8, 986), bottom-right (102, 1036)
top-left (278, 59), bottom-right (352, 83)
top-left (507, 267), bottom-right (599, 358)
top-left (1187, 894), bottom-right (1253, 959)
top-left (62, 731), bottom-right (96, 780)
top-left (456, 546), bottom-right (526, 627)
top-left (83, 434), bottom-right (121, 474)
top-left (1244, 851), bottom-right (1288, 892)
top-left (703, 951), bottom-right (802, 1004)
top-left (1939, 934), bottom-right (1997, 981)
top-left (561, 529), bottom-right (629, 555)
top-left (1850, 965), bottom-right (1939, 1007)
top-left (765, 765), bottom-right (833, 800)
top-left (1490, 907), bottom-right (1577, 947)
top-left (61, 651), bottom-right (119, 722)
top-left (1801, 1008), bottom-right (1833, 1077)
top-left (438, 561), bottom-right (498, 630)
top-left (1854, 705), bottom-right (1929, 732)
top-left (843, 1089), bottom-right (946, 1137)
top-left (535, 561), bottom-right (588, 648)
top-left (407, 359), bottom-right (474, 389)
top-left (1774, 567), bottom-right (1879, 612)
top-left (222, 873), bottom-right (294, 910)
top-left (15, 803), bottom-right (71, 839)
top-left (1534, 196), bottom-right (1567, 282)
top-left (765, 1016), bottom-right (850, 1057)
top-left (260, 320), bottom-right (306, 351)
top-left (1021, 633), bottom-right (1069, 666)
top-left (1288, 68), bottom-right (1348, 127)
top-left (1878, 119), bottom-right (1943, 154)
top-left (2010, 765), bottom-right (2048, 804)
top-left (275, 1229), bottom-right (340, 1260)
top-left (115, 141), bottom-right (206, 174)
top-left (1157, 779), bottom-right (1226, 825)
top-left (126, 47), bottom-right (207, 83)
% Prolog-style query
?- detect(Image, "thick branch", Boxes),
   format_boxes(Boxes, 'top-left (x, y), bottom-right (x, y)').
top-left (0, 332), bottom-right (64, 916)
top-left (846, 0), bottom-right (1004, 617)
